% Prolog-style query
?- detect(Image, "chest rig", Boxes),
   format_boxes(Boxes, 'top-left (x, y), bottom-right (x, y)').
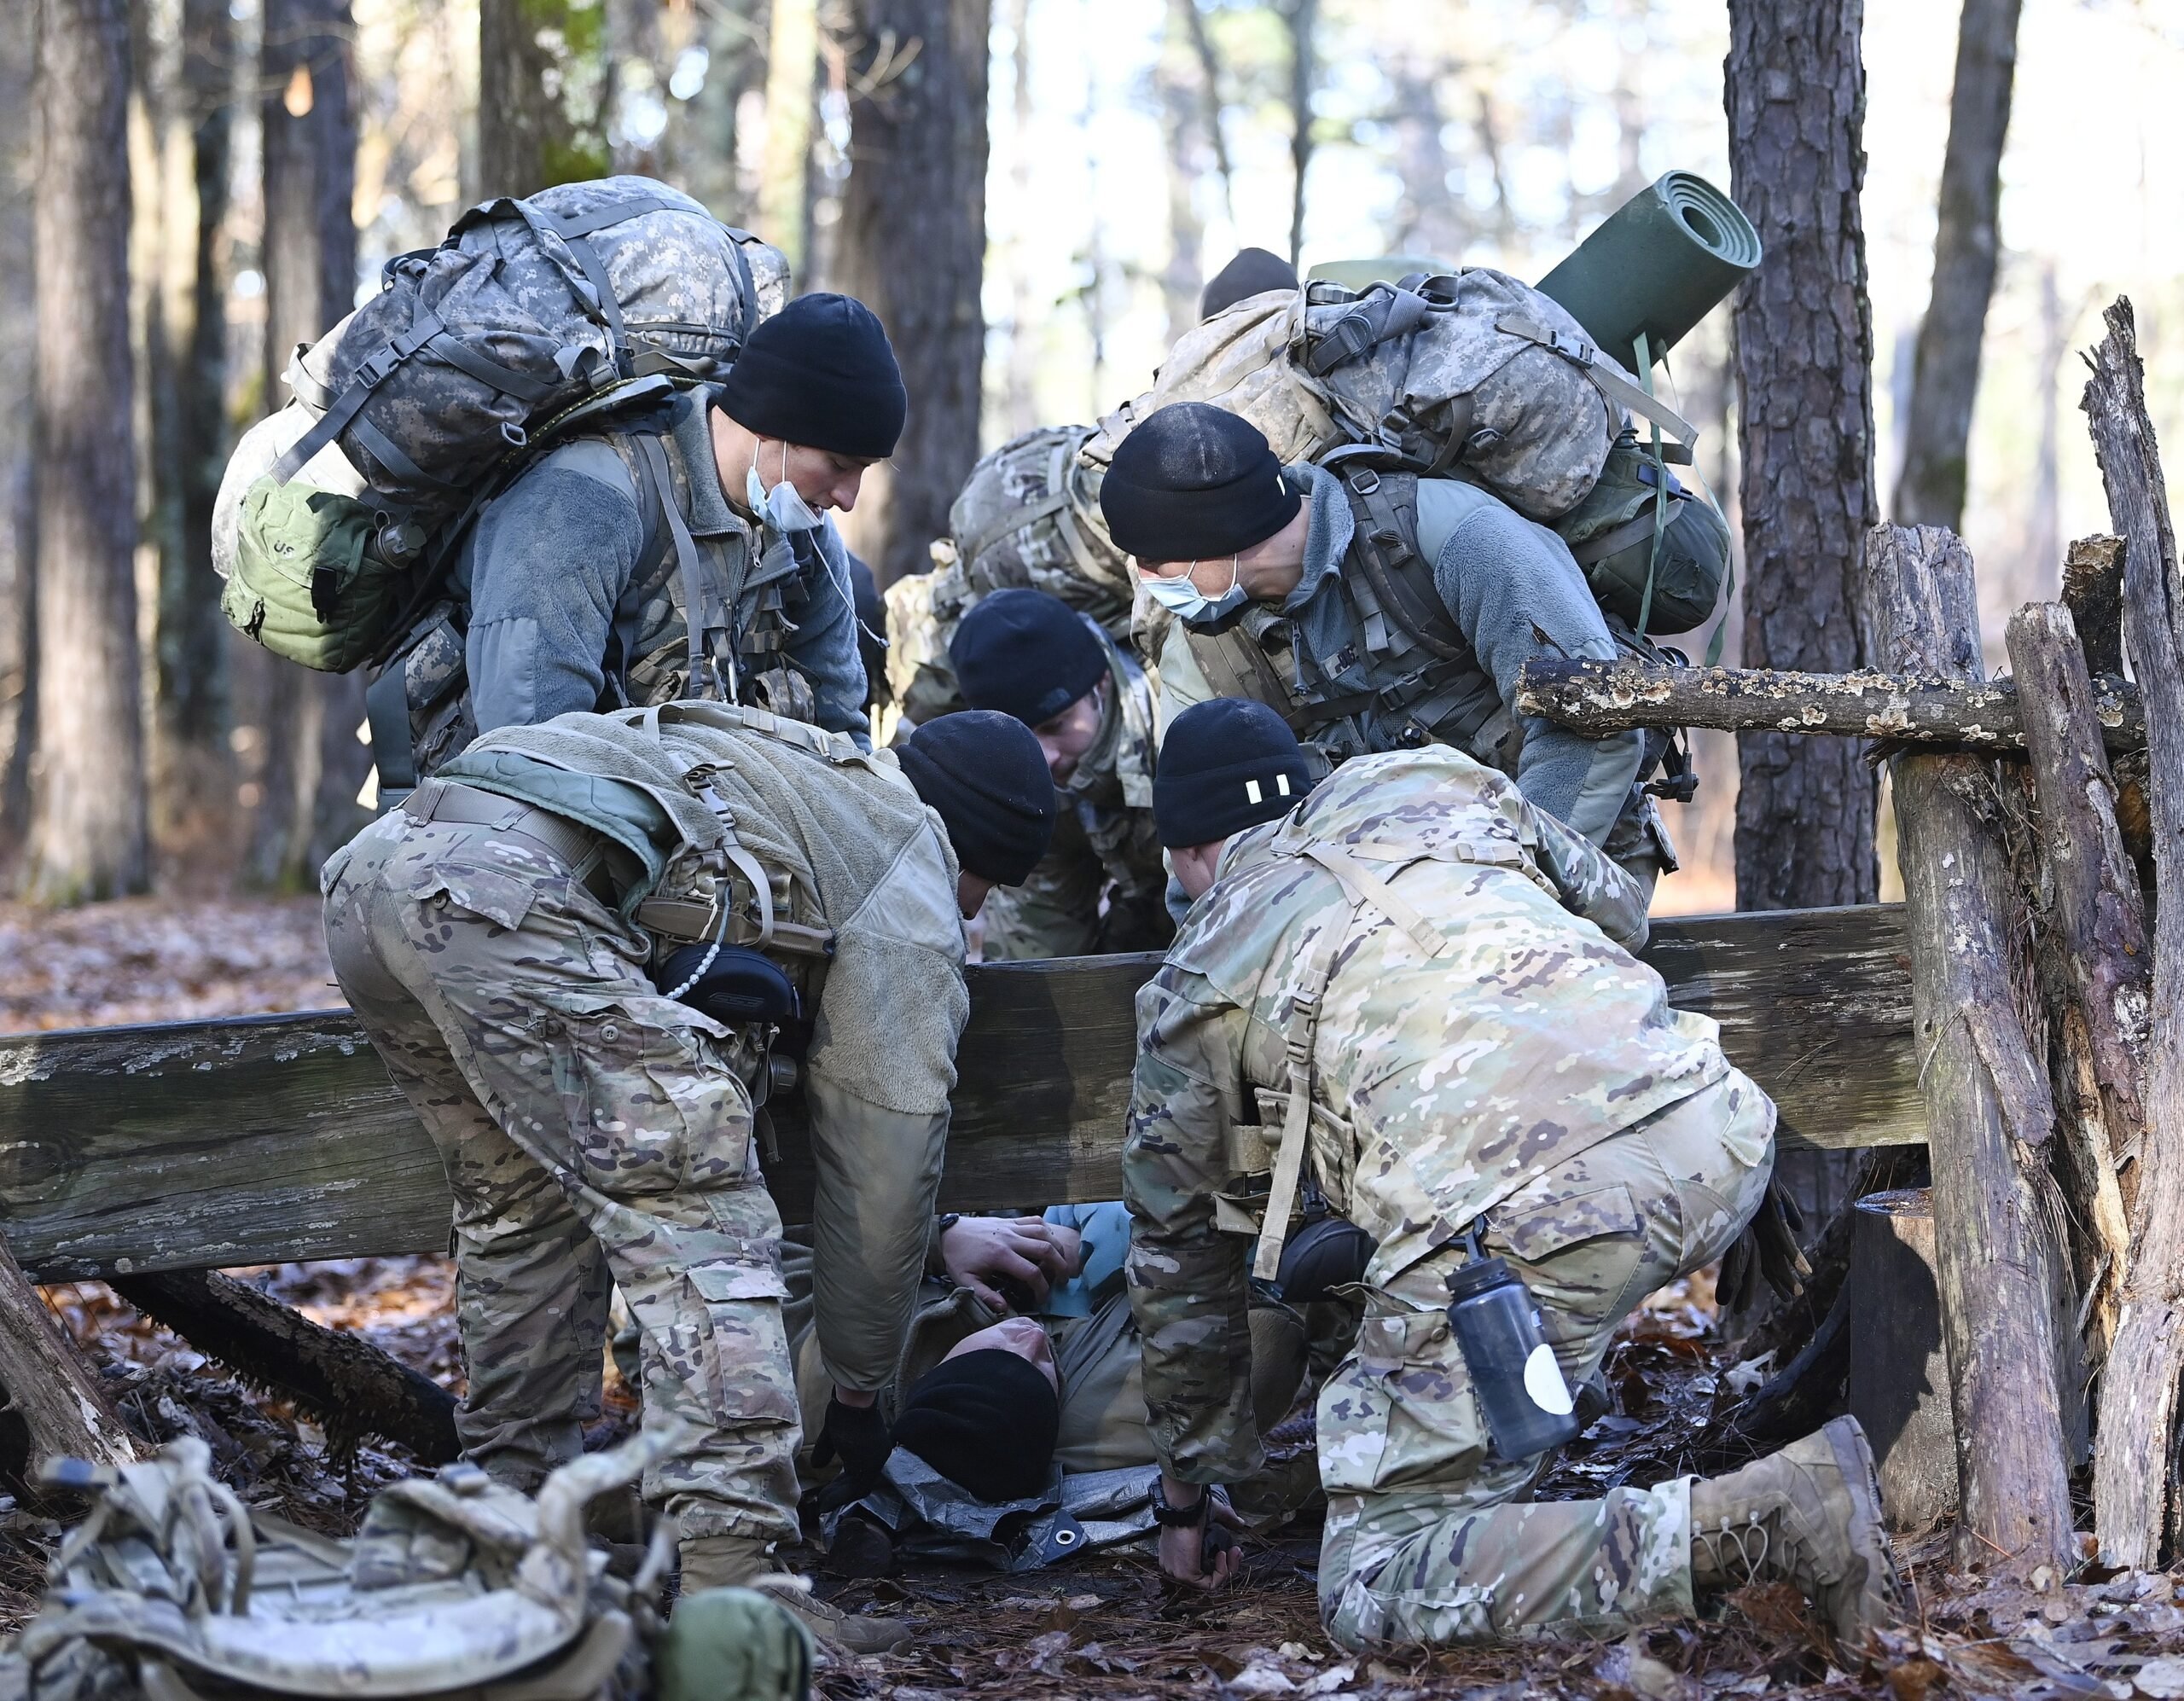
top-left (1182, 467), bottom-right (1518, 774)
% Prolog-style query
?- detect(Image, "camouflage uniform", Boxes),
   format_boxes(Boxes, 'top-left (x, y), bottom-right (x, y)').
top-left (980, 628), bottom-right (1170, 961)
top-left (1121, 746), bottom-right (1774, 1649)
top-left (323, 706), bottom-right (968, 1549)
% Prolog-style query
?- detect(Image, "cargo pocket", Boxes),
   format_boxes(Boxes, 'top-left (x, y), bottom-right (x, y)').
top-left (537, 990), bottom-right (753, 1199)
top-left (684, 1257), bottom-right (800, 1429)
top-left (405, 862), bottom-right (538, 932)
top-left (1318, 1305), bottom-right (1487, 1495)
top-left (1489, 1181), bottom-right (1648, 1347)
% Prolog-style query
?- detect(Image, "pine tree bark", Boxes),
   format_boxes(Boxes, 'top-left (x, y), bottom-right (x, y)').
top-left (25, 0), bottom-right (148, 904)
top-left (1280, 0), bottom-right (1316, 266)
top-left (833, 0), bottom-right (990, 588)
top-left (1724, 0), bottom-right (1879, 914)
top-left (250, 0), bottom-right (362, 891)
top-left (0, 0), bottom-right (37, 863)
top-left (1893, 0), bottom-right (2022, 530)
top-left (477, 0), bottom-right (609, 199)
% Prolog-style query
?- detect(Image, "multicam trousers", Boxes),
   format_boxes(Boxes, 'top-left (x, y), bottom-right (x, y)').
top-left (1317, 1069), bottom-right (1775, 1651)
top-left (322, 804), bottom-right (801, 1546)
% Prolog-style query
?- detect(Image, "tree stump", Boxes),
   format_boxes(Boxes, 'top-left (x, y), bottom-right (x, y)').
top-left (1865, 521), bottom-right (2077, 1578)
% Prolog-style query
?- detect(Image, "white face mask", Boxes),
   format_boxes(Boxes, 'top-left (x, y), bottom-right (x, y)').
top-left (744, 441), bottom-right (823, 534)
top-left (1142, 556), bottom-right (1246, 627)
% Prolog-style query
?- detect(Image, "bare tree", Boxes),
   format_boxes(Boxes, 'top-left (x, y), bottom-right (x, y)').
top-left (833, 0), bottom-right (990, 587)
top-left (1280, 0), bottom-right (1316, 266)
top-left (0, 0), bottom-right (38, 865)
top-left (759, 0), bottom-right (820, 274)
top-left (1155, 0), bottom-right (1207, 345)
top-left (25, 0), bottom-right (148, 903)
top-left (1894, 0), bottom-right (2024, 530)
top-left (1725, 0), bottom-right (1879, 914)
top-left (477, 0), bottom-right (609, 199)
top-left (249, 0), bottom-right (361, 890)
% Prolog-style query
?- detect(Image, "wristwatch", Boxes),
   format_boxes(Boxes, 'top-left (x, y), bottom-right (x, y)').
top-left (1149, 1477), bottom-right (1213, 1528)
top-left (936, 1212), bottom-right (961, 1234)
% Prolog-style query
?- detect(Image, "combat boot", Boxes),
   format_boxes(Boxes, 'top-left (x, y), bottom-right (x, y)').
top-left (1688, 1416), bottom-right (1907, 1649)
top-left (677, 1535), bottom-right (913, 1657)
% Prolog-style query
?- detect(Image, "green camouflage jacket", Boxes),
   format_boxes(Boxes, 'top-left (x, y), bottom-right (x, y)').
top-left (1122, 746), bottom-right (1730, 1483)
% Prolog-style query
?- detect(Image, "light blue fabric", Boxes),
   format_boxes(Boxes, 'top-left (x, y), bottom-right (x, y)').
top-left (1041, 1200), bottom-right (1134, 1318)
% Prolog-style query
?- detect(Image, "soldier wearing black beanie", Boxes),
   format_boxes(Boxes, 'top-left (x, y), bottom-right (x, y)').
top-left (897, 711), bottom-right (1058, 892)
top-left (1200, 247), bottom-right (1299, 320)
top-left (1153, 698), bottom-right (1314, 852)
top-left (717, 292), bottom-right (908, 462)
top-left (1099, 402), bottom-right (1300, 565)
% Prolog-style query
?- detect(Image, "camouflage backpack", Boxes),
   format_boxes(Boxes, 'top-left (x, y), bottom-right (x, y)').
top-left (885, 425), bottom-right (1132, 725)
top-left (212, 177), bottom-right (788, 676)
top-left (2, 1431), bottom-right (811, 1701)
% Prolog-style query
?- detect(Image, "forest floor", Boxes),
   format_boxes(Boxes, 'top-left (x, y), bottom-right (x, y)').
top-left (3, 900), bottom-right (2181, 1697)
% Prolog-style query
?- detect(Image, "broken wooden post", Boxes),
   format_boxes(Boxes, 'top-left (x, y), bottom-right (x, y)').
top-left (1867, 521), bottom-right (2077, 1578)
top-left (1513, 655), bottom-right (2144, 752)
top-left (0, 1233), bottom-right (135, 1472)
top-left (2061, 535), bottom-right (2126, 680)
top-left (2006, 601), bottom-right (2143, 1365)
top-left (2082, 297), bottom-right (2184, 1570)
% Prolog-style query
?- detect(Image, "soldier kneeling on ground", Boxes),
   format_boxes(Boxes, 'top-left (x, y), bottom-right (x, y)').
top-left (1123, 697), bottom-right (1906, 1652)
top-left (950, 588), bottom-right (1170, 958)
top-left (322, 701), bottom-right (1057, 1656)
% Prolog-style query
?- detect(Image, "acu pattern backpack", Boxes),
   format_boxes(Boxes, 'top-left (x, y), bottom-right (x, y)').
top-left (883, 425), bottom-right (1134, 724)
top-left (212, 177), bottom-right (795, 797)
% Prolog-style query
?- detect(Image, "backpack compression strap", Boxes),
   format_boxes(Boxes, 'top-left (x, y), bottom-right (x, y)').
top-left (1495, 313), bottom-right (1698, 463)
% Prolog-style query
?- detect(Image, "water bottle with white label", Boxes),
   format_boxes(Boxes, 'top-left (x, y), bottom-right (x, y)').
top-left (1444, 1255), bottom-right (1583, 1461)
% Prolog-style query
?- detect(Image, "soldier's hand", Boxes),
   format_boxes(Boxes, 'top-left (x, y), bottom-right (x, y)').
top-left (940, 1216), bottom-right (1076, 1311)
top-left (1155, 1486), bottom-right (1244, 1593)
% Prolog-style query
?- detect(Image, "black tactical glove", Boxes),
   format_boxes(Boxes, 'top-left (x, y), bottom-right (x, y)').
top-left (1718, 1180), bottom-right (1811, 1315)
top-left (811, 1396), bottom-right (892, 1510)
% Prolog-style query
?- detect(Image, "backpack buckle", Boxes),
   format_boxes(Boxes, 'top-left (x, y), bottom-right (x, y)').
top-left (1347, 467), bottom-right (1382, 496)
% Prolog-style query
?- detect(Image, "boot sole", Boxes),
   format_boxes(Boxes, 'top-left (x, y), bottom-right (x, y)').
top-left (1821, 1414), bottom-right (1911, 1636)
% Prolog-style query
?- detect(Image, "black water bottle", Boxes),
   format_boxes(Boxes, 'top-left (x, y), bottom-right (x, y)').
top-left (1445, 1257), bottom-right (1582, 1461)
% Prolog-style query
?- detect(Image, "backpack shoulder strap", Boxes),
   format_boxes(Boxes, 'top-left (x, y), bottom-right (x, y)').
top-left (630, 430), bottom-right (730, 701)
top-left (1339, 467), bottom-right (1474, 665)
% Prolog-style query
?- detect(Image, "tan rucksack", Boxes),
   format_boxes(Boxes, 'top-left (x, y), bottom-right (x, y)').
top-left (1082, 269), bottom-right (1696, 524)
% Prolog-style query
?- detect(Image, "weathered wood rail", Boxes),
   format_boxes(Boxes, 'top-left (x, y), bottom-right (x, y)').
top-left (0, 903), bottom-right (1921, 1280)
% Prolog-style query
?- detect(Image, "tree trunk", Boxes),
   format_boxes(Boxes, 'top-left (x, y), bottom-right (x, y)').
top-left (0, 0), bottom-right (37, 872)
top-left (157, 0), bottom-right (235, 758)
top-left (25, 0), bottom-right (148, 905)
top-left (476, 0), bottom-right (608, 199)
top-left (2081, 298), bottom-right (2184, 1570)
top-left (1280, 0), bottom-right (1316, 266)
top-left (1517, 654), bottom-right (2145, 753)
top-left (1893, 0), bottom-right (2022, 530)
top-left (1724, 0), bottom-right (1879, 914)
top-left (1155, 0), bottom-right (1206, 346)
top-left (833, 0), bottom-right (990, 589)
top-left (1867, 521), bottom-right (2077, 1581)
top-left (249, 0), bottom-right (363, 891)
top-left (2005, 601), bottom-right (2140, 1371)
top-left (758, 0), bottom-right (819, 276)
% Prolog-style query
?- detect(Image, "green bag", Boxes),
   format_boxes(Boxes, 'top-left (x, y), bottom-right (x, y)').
top-left (223, 477), bottom-right (404, 672)
top-left (1554, 432), bottom-right (1729, 635)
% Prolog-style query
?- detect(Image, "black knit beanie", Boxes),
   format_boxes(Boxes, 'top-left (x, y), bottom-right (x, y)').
top-left (1201, 247), bottom-right (1299, 319)
top-left (892, 1350), bottom-right (1060, 1504)
top-left (717, 292), bottom-right (907, 461)
top-left (898, 711), bottom-right (1057, 885)
top-left (1153, 697), bottom-right (1314, 849)
top-left (1099, 403), bottom-right (1301, 563)
top-left (950, 589), bottom-right (1110, 729)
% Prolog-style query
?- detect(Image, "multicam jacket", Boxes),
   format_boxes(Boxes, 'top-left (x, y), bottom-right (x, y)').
top-left (1121, 746), bottom-right (1731, 1483)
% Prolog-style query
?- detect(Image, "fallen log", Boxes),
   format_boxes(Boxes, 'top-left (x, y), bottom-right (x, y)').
top-left (1867, 521), bottom-right (2077, 1579)
top-left (2084, 297), bottom-right (2184, 1570)
top-left (1515, 655), bottom-right (2143, 752)
top-left (111, 1270), bottom-right (458, 1465)
top-left (0, 905), bottom-right (1926, 1280)
top-left (0, 1230), bottom-right (136, 1475)
top-left (2006, 601), bottom-right (2141, 1368)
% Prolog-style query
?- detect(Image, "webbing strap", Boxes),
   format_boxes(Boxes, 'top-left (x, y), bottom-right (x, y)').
top-left (348, 411), bottom-right (459, 492)
top-left (634, 432), bottom-right (729, 700)
top-left (1251, 913), bottom-right (1347, 1283)
top-left (1345, 472), bottom-right (1472, 665)
top-left (269, 309), bottom-right (448, 486)
top-left (721, 227), bottom-right (761, 345)
top-left (1570, 501), bottom-right (1681, 566)
top-left (958, 485), bottom-right (1072, 566)
top-left (1298, 840), bottom-right (1450, 960)
top-left (364, 666), bottom-right (418, 803)
top-left (424, 329), bottom-right (557, 404)
top-left (1495, 314), bottom-right (1698, 446)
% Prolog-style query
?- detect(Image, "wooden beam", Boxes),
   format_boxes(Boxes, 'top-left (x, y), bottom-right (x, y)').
top-left (1516, 655), bottom-right (2144, 753)
top-left (0, 905), bottom-right (1924, 1280)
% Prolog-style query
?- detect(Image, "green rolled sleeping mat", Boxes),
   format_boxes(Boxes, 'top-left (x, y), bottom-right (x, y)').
top-left (1535, 171), bottom-right (1762, 367)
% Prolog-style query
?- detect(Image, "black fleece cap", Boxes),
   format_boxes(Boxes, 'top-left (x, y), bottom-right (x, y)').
top-left (892, 1350), bottom-right (1060, 1504)
top-left (1099, 402), bottom-right (1300, 563)
top-left (898, 711), bottom-right (1057, 885)
top-left (951, 589), bottom-right (1109, 729)
top-left (1201, 247), bottom-right (1299, 319)
top-left (1153, 697), bottom-right (1313, 849)
top-left (717, 292), bottom-right (907, 461)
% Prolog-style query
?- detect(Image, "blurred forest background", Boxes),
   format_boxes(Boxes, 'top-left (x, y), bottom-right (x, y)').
top-left (0, 0), bottom-right (2181, 980)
